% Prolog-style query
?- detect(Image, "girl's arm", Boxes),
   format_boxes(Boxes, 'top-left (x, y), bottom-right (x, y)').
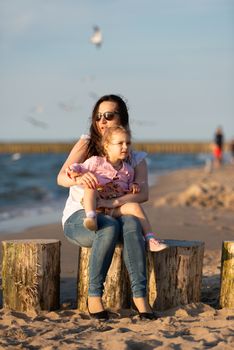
top-left (97, 159), bottom-right (149, 208)
top-left (57, 138), bottom-right (98, 188)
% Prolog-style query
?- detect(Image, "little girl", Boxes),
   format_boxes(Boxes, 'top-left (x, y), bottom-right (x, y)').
top-left (66, 126), bottom-right (167, 252)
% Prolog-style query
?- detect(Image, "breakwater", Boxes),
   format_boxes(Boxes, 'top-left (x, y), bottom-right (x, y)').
top-left (0, 141), bottom-right (220, 154)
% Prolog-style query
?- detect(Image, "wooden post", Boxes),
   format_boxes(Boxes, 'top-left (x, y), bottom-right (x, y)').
top-left (2, 239), bottom-right (60, 313)
top-left (77, 245), bottom-right (131, 311)
top-left (77, 239), bottom-right (204, 312)
top-left (147, 239), bottom-right (204, 310)
top-left (220, 241), bottom-right (234, 308)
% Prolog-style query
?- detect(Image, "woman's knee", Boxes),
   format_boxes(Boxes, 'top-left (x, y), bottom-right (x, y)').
top-left (120, 202), bottom-right (142, 216)
top-left (63, 210), bottom-right (95, 247)
top-left (96, 214), bottom-right (120, 238)
top-left (119, 214), bottom-right (143, 234)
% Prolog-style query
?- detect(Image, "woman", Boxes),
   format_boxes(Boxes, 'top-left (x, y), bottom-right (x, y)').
top-left (57, 94), bottom-right (156, 320)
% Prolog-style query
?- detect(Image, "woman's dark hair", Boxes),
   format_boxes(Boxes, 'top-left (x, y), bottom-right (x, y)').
top-left (87, 94), bottom-right (129, 158)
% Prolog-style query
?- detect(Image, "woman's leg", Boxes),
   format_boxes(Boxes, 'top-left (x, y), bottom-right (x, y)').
top-left (114, 203), bottom-right (168, 252)
top-left (117, 215), bottom-right (146, 297)
top-left (117, 215), bottom-right (153, 312)
top-left (64, 209), bottom-right (120, 312)
top-left (113, 202), bottom-right (152, 234)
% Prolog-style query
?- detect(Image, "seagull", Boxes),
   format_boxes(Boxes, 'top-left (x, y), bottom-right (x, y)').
top-left (132, 119), bottom-right (157, 126)
top-left (88, 91), bottom-right (99, 100)
top-left (58, 102), bottom-right (75, 113)
top-left (90, 26), bottom-right (102, 48)
top-left (26, 116), bottom-right (48, 129)
top-left (58, 97), bottom-right (82, 113)
top-left (24, 104), bottom-right (48, 129)
top-left (11, 153), bottom-right (21, 161)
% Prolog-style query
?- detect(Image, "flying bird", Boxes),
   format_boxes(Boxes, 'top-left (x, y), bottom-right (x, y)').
top-left (58, 97), bottom-right (82, 113)
top-left (58, 102), bottom-right (75, 113)
top-left (26, 116), bottom-right (48, 129)
top-left (131, 119), bottom-right (157, 126)
top-left (24, 104), bottom-right (48, 129)
top-left (88, 91), bottom-right (99, 100)
top-left (90, 26), bottom-right (102, 48)
top-left (32, 105), bottom-right (44, 114)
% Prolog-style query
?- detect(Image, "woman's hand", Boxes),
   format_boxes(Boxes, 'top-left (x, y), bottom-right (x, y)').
top-left (97, 197), bottom-right (119, 209)
top-left (66, 167), bottom-right (81, 180)
top-left (130, 182), bottom-right (140, 194)
top-left (75, 172), bottom-right (99, 189)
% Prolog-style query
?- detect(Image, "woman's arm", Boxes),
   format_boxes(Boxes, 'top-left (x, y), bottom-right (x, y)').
top-left (57, 138), bottom-right (98, 188)
top-left (97, 159), bottom-right (149, 208)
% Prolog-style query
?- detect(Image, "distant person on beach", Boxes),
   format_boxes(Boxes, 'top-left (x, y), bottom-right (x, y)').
top-left (66, 125), bottom-right (167, 252)
top-left (57, 94), bottom-right (157, 320)
top-left (213, 126), bottom-right (224, 168)
top-left (230, 138), bottom-right (234, 164)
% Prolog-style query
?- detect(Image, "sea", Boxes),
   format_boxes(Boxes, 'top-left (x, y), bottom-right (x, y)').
top-left (0, 152), bottom-right (215, 234)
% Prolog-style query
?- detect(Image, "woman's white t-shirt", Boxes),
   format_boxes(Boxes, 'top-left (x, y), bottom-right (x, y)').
top-left (62, 135), bottom-right (147, 226)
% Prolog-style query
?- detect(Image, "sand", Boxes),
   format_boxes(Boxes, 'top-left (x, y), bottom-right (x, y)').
top-left (0, 164), bottom-right (234, 349)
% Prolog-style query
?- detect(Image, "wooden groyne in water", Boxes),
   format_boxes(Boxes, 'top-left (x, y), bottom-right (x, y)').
top-left (0, 141), bottom-right (229, 154)
top-left (133, 142), bottom-right (214, 153)
top-left (0, 142), bottom-right (73, 154)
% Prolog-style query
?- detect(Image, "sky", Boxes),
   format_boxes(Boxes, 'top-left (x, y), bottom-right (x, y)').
top-left (0, 0), bottom-right (233, 142)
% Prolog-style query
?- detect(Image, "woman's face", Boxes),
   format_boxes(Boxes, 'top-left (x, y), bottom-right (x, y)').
top-left (95, 101), bottom-right (121, 136)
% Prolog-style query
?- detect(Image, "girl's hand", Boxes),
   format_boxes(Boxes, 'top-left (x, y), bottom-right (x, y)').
top-left (130, 182), bottom-right (140, 194)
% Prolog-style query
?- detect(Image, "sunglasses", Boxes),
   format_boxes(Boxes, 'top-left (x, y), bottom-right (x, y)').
top-left (95, 111), bottom-right (120, 121)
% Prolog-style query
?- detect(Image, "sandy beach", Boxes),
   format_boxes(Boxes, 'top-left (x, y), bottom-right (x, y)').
top-left (0, 164), bottom-right (234, 349)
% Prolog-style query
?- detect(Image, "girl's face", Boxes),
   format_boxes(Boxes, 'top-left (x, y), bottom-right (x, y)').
top-left (95, 101), bottom-right (121, 136)
top-left (105, 131), bottom-right (131, 163)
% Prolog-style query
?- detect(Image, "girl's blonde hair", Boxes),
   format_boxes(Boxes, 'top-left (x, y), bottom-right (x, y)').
top-left (101, 126), bottom-right (131, 156)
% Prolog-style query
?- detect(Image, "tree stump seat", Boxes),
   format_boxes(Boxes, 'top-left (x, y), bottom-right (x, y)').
top-left (77, 239), bottom-right (205, 312)
top-left (220, 240), bottom-right (234, 308)
top-left (2, 239), bottom-right (61, 313)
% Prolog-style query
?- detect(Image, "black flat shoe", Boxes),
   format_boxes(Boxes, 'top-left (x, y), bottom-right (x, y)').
top-left (133, 301), bottom-right (157, 320)
top-left (87, 301), bottom-right (109, 321)
top-left (138, 311), bottom-right (157, 320)
top-left (88, 309), bottom-right (109, 320)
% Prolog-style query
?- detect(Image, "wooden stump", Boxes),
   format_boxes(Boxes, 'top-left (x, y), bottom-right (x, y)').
top-left (147, 239), bottom-right (205, 310)
top-left (77, 239), bottom-right (204, 312)
top-left (219, 241), bottom-right (234, 308)
top-left (2, 239), bottom-right (61, 313)
top-left (77, 245), bottom-right (131, 311)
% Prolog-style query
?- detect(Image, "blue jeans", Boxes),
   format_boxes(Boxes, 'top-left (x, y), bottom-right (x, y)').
top-left (64, 209), bottom-right (147, 298)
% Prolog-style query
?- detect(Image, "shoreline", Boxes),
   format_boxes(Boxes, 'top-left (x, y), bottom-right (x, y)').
top-left (0, 165), bottom-right (233, 349)
top-left (0, 164), bottom-right (197, 235)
